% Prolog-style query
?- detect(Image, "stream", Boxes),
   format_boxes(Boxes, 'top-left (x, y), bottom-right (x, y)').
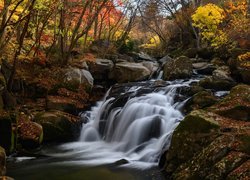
top-left (7, 78), bottom-right (201, 180)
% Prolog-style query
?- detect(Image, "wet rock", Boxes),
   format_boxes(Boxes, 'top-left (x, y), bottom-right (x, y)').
top-left (163, 110), bottom-right (220, 174)
top-left (0, 146), bottom-right (6, 176)
top-left (109, 62), bottom-right (151, 83)
top-left (209, 84), bottom-right (250, 121)
top-left (18, 113), bottom-right (43, 149)
top-left (88, 59), bottom-right (114, 81)
top-left (34, 111), bottom-right (82, 142)
top-left (163, 56), bottom-right (193, 80)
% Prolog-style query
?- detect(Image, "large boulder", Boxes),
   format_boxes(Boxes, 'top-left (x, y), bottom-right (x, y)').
top-left (0, 112), bottom-right (15, 154)
top-left (63, 68), bottom-right (93, 90)
top-left (18, 113), bottom-right (43, 149)
top-left (88, 59), bottom-right (114, 81)
top-left (163, 56), bottom-right (193, 80)
top-left (33, 111), bottom-right (82, 142)
top-left (0, 146), bottom-right (6, 176)
top-left (193, 62), bottom-right (216, 75)
top-left (209, 84), bottom-right (250, 121)
top-left (109, 62), bottom-right (151, 83)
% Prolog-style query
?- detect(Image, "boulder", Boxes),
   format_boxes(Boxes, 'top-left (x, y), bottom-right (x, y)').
top-left (197, 48), bottom-right (214, 59)
top-left (0, 112), bottom-right (15, 154)
top-left (46, 96), bottom-right (78, 114)
top-left (142, 61), bottom-right (159, 77)
top-left (193, 62), bottom-right (216, 75)
top-left (201, 65), bottom-right (236, 90)
top-left (64, 68), bottom-right (93, 90)
top-left (138, 52), bottom-right (156, 61)
top-left (208, 84), bottom-right (250, 121)
top-left (33, 111), bottom-right (82, 142)
top-left (18, 113), bottom-right (43, 149)
top-left (88, 59), bottom-right (114, 81)
top-left (163, 110), bottom-right (220, 174)
top-left (184, 91), bottom-right (218, 113)
top-left (163, 56), bottom-right (193, 80)
top-left (158, 55), bottom-right (173, 65)
top-left (109, 62), bottom-right (151, 83)
top-left (0, 146), bottom-right (6, 176)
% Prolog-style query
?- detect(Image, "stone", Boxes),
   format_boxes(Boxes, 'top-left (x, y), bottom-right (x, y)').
top-left (34, 111), bottom-right (82, 142)
top-left (18, 113), bottom-right (43, 149)
top-left (208, 84), bottom-right (250, 121)
top-left (88, 59), bottom-right (114, 81)
top-left (0, 146), bottom-right (6, 176)
top-left (158, 55), bottom-right (173, 65)
top-left (138, 52), bottom-right (156, 61)
top-left (109, 62), bottom-right (151, 83)
top-left (184, 91), bottom-right (218, 113)
top-left (163, 56), bottom-right (193, 80)
top-left (199, 76), bottom-right (236, 91)
top-left (193, 62), bottom-right (216, 75)
top-left (63, 67), bottom-right (93, 90)
top-left (163, 110), bottom-right (220, 174)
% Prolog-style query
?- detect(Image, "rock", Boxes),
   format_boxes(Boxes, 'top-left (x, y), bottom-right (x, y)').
top-left (184, 48), bottom-right (198, 58)
top-left (193, 62), bottom-right (216, 75)
top-left (88, 59), bottom-right (114, 81)
top-left (63, 68), bottom-right (93, 90)
top-left (158, 55), bottom-right (173, 65)
top-left (46, 96), bottom-right (78, 114)
top-left (0, 146), bottom-right (6, 176)
top-left (163, 56), bottom-right (193, 80)
top-left (142, 61), bottom-right (159, 77)
top-left (0, 112), bottom-right (15, 154)
top-left (208, 84), bottom-right (250, 121)
top-left (163, 110), bottom-right (220, 174)
top-left (212, 66), bottom-right (234, 81)
top-left (199, 76), bottom-right (236, 91)
top-left (109, 62), bottom-right (151, 83)
top-left (18, 113), bottom-right (43, 149)
top-left (184, 91), bottom-right (218, 113)
top-left (34, 111), bottom-right (82, 142)
top-left (137, 52), bottom-right (156, 61)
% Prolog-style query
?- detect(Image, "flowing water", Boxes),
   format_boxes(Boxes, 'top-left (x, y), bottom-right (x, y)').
top-left (7, 79), bottom-right (199, 179)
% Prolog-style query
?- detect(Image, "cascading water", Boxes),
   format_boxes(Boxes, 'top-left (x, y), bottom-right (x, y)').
top-left (42, 79), bottom-right (197, 169)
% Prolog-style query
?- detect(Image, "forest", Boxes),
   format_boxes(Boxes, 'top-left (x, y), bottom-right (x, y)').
top-left (0, 0), bottom-right (249, 179)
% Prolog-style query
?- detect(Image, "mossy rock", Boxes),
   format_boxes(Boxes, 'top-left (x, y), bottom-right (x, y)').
top-left (33, 111), bottom-right (82, 142)
top-left (209, 84), bottom-right (250, 121)
top-left (163, 56), bottom-right (193, 81)
top-left (0, 146), bottom-right (6, 176)
top-left (184, 91), bottom-right (218, 113)
top-left (199, 76), bottom-right (236, 91)
top-left (164, 110), bottom-right (220, 174)
top-left (184, 48), bottom-right (198, 58)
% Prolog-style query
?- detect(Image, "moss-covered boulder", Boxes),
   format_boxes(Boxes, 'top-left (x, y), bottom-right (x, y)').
top-left (209, 84), bottom-right (250, 121)
top-left (33, 111), bottom-right (82, 142)
top-left (163, 110), bottom-right (220, 174)
top-left (184, 91), bottom-right (218, 113)
top-left (199, 76), bottom-right (236, 91)
top-left (172, 135), bottom-right (249, 180)
top-left (163, 56), bottom-right (193, 80)
top-left (0, 112), bottom-right (15, 154)
top-left (18, 113), bottom-right (43, 149)
top-left (0, 146), bottom-right (6, 176)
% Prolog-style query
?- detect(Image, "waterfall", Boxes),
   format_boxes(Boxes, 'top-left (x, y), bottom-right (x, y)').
top-left (45, 79), bottom-right (196, 168)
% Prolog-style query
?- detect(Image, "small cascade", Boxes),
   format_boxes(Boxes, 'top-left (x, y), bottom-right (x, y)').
top-left (75, 79), bottom-right (196, 167)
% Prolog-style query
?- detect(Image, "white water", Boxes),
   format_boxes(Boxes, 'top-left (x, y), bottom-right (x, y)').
top-left (43, 80), bottom-right (196, 169)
